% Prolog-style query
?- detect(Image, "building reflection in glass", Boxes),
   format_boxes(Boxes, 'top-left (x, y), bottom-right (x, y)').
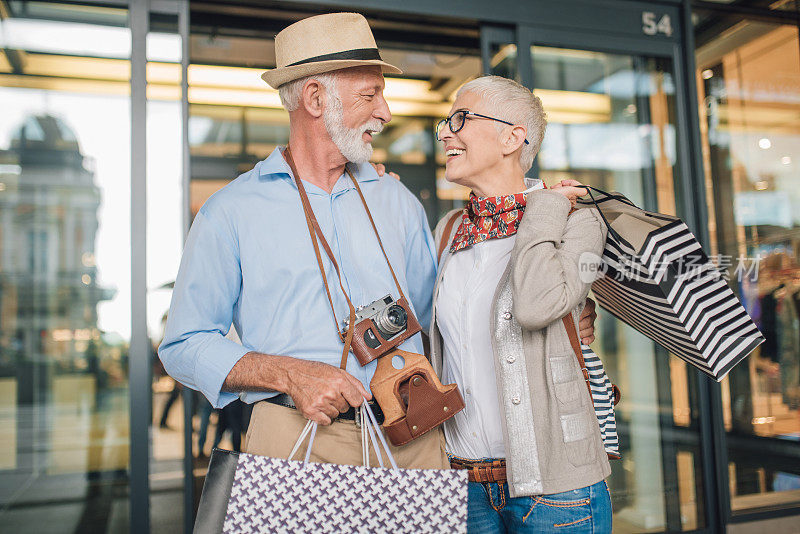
top-left (0, 112), bottom-right (129, 473)
top-left (0, 26), bottom-right (133, 522)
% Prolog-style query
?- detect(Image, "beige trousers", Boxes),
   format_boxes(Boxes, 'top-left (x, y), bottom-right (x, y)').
top-left (244, 401), bottom-right (450, 470)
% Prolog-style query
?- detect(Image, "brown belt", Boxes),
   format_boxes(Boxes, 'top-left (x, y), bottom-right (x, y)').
top-left (450, 458), bottom-right (507, 483)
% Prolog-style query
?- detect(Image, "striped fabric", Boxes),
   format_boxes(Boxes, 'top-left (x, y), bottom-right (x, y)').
top-left (581, 194), bottom-right (764, 381)
top-left (582, 342), bottom-right (620, 458)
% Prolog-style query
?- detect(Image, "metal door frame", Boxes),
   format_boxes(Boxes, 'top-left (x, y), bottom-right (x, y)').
top-left (129, 1), bottom-right (193, 533)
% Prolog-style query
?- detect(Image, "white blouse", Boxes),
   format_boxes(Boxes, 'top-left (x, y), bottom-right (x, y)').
top-left (438, 235), bottom-right (516, 460)
top-left (438, 181), bottom-right (544, 460)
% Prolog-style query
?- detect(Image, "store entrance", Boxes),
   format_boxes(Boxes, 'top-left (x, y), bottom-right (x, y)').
top-left (160, 4), bottom-right (717, 533)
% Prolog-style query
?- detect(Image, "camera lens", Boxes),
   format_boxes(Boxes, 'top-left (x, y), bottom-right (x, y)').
top-left (375, 304), bottom-right (407, 338)
top-left (387, 306), bottom-right (406, 327)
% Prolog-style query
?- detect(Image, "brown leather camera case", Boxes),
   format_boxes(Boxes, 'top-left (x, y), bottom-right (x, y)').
top-left (350, 297), bottom-right (422, 366)
top-left (370, 349), bottom-right (465, 446)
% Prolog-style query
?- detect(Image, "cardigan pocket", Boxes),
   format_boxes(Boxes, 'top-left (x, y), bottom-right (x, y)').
top-left (550, 354), bottom-right (583, 405)
top-left (560, 411), bottom-right (598, 467)
top-left (554, 378), bottom-right (584, 405)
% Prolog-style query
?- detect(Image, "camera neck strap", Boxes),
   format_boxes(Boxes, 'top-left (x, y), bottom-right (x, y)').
top-left (283, 147), bottom-right (406, 369)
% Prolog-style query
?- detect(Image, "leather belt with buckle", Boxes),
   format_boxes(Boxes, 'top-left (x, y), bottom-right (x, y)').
top-left (265, 393), bottom-right (385, 426)
top-left (450, 458), bottom-right (507, 483)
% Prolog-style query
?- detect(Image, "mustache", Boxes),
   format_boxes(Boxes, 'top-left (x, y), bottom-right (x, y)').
top-left (361, 120), bottom-right (384, 134)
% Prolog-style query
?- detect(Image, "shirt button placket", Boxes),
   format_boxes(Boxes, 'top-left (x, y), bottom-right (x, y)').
top-left (330, 193), bottom-right (364, 385)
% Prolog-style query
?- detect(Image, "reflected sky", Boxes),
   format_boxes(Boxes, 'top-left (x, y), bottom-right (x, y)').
top-left (0, 88), bottom-right (183, 340)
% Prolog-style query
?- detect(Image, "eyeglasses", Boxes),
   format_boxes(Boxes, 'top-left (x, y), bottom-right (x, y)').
top-left (435, 110), bottom-right (530, 144)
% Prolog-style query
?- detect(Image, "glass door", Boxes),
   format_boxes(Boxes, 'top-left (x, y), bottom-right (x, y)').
top-left (504, 26), bottom-right (708, 533)
top-left (0, 2), bottom-right (133, 531)
top-left (694, 11), bottom-right (800, 516)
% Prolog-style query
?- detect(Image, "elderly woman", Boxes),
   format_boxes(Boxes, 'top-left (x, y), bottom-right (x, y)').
top-left (430, 76), bottom-right (611, 533)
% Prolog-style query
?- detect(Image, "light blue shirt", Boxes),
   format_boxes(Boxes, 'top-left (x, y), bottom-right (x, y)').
top-left (158, 147), bottom-right (437, 408)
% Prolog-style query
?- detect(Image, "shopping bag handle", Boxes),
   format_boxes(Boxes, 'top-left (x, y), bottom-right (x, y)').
top-left (362, 400), bottom-right (399, 470)
top-left (581, 185), bottom-right (638, 208)
top-left (583, 187), bottom-right (634, 250)
top-left (582, 185), bottom-right (675, 223)
top-left (287, 399), bottom-right (399, 470)
top-left (288, 419), bottom-right (318, 464)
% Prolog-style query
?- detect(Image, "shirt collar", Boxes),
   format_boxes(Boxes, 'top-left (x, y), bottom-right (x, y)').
top-left (522, 177), bottom-right (544, 192)
top-left (258, 146), bottom-right (381, 184)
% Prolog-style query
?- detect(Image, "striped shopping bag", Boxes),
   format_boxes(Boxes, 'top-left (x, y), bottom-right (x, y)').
top-left (562, 314), bottom-right (620, 458)
top-left (583, 343), bottom-right (620, 458)
top-left (576, 187), bottom-right (764, 381)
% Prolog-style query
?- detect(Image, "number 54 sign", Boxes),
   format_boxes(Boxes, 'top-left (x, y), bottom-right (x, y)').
top-left (642, 12), bottom-right (673, 37)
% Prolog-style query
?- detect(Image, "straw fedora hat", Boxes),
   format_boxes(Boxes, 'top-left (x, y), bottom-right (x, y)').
top-left (261, 12), bottom-right (402, 88)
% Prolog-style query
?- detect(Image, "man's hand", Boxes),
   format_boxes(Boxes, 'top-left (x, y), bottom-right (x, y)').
top-left (579, 297), bottom-right (597, 345)
top-left (285, 359), bottom-right (371, 426)
top-left (370, 162), bottom-right (400, 180)
top-left (222, 352), bottom-right (371, 426)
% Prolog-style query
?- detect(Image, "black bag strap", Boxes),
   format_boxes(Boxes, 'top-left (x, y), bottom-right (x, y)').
top-left (583, 187), bottom-right (633, 250)
top-left (579, 185), bottom-right (638, 208)
top-left (581, 186), bottom-right (675, 221)
top-left (582, 185), bottom-right (680, 252)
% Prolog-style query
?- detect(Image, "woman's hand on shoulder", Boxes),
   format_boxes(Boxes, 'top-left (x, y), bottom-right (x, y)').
top-left (549, 179), bottom-right (587, 209)
top-left (370, 162), bottom-right (400, 181)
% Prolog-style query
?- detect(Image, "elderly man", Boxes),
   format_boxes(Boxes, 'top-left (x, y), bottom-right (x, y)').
top-left (159, 12), bottom-right (597, 468)
top-left (159, 12), bottom-right (449, 467)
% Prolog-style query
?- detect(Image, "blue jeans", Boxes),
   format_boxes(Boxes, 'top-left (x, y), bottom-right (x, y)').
top-left (467, 479), bottom-right (611, 533)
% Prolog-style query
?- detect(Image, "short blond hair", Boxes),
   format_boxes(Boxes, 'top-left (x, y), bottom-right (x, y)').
top-left (456, 76), bottom-right (546, 173)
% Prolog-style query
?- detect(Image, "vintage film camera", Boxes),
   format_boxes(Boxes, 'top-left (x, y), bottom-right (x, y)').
top-left (344, 294), bottom-right (422, 366)
top-left (344, 294), bottom-right (465, 446)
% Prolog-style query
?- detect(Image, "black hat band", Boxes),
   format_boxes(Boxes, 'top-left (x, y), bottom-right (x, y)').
top-left (286, 48), bottom-right (383, 67)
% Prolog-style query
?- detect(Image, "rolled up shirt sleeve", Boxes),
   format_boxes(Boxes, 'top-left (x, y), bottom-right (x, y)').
top-left (158, 207), bottom-right (249, 408)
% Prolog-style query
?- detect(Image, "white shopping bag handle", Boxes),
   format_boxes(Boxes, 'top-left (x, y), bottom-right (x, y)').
top-left (362, 405), bottom-right (381, 467)
top-left (287, 419), bottom-right (317, 463)
top-left (287, 398), bottom-right (398, 470)
top-left (361, 400), bottom-right (399, 470)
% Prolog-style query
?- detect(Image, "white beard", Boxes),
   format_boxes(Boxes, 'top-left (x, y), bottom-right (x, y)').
top-left (323, 90), bottom-right (383, 164)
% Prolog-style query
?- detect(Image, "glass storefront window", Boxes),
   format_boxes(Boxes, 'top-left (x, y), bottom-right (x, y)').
top-left (0, 2), bottom-right (131, 531)
top-left (532, 47), bottom-right (678, 214)
top-left (695, 10), bottom-right (800, 514)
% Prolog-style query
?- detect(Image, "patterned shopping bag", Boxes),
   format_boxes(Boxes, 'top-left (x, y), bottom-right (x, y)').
top-left (194, 403), bottom-right (467, 534)
top-left (562, 313), bottom-right (621, 459)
